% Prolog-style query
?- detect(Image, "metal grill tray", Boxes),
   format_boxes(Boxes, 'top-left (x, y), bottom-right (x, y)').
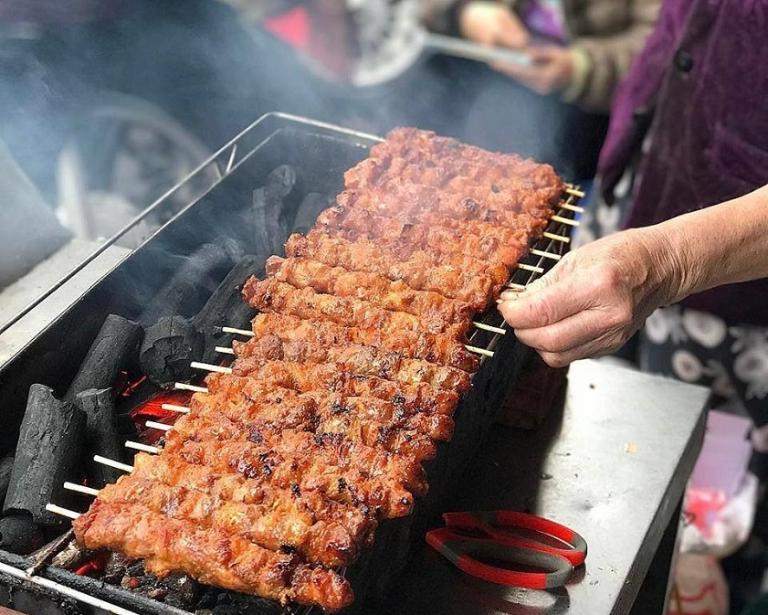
top-left (0, 113), bottom-right (576, 615)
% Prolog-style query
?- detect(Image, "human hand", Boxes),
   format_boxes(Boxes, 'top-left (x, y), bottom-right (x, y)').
top-left (499, 229), bottom-right (682, 367)
top-left (459, 1), bottom-right (529, 49)
top-left (494, 45), bottom-right (575, 95)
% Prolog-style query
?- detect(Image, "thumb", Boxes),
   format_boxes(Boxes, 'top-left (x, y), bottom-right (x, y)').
top-left (498, 267), bottom-right (569, 329)
top-left (495, 11), bottom-right (530, 49)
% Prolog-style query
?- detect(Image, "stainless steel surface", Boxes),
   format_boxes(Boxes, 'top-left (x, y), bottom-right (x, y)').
top-left (370, 359), bottom-right (708, 615)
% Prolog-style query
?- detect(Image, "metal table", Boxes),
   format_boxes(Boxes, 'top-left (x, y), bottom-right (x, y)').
top-left (370, 359), bottom-right (709, 615)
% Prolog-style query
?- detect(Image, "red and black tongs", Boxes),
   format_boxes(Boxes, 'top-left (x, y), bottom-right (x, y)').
top-left (426, 510), bottom-right (587, 589)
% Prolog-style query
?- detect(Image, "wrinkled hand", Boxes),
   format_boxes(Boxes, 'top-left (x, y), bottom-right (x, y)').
top-left (494, 45), bottom-right (575, 95)
top-left (499, 229), bottom-right (681, 367)
top-left (459, 1), bottom-right (529, 49)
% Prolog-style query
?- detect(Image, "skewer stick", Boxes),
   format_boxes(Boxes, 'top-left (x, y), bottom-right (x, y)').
top-left (543, 231), bottom-right (570, 244)
top-left (63, 482), bottom-right (99, 497)
top-left (93, 455), bottom-right (133, 473)
top-left (221, 326), bottom-right (254, 337)
top-left (559, 202), bottom-right (584, 213)
top-left (518, 263), bottom-right (545, 274)
top-left (529, 248), bottom-right (561, 261)
top-left (551, 215), bottom-right (580, 227)
top-left (216, 346), bottom-right (236, 355)
top-left (161, 403), bottom-right (190, 414)
top-left (126, 440), bottom-right (160, 454)
top-left (565, 187), bottom-right (585, 198)
top-left (145, 420), bottom-right (172, 432)
top-left (465, 344), bottom-right (494, 358)
top-left (174, 382), bottom-right (208, 393)
top-left (472, 321), bottom-right (506, 335)
top-left (506, 282), bottom-right (527, 290)
top-left (45, 504), bottom-right (80, 520)
top-left (191, 361), bottom-right (233, 375)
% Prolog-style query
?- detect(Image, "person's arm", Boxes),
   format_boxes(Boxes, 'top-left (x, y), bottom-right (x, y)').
top-left (499, 185), bottom-right (768, 367)
top-left (562, 0), bottom-right (661, 112)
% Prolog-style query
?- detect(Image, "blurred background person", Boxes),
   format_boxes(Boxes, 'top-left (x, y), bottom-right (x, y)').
top-left (418, 0), bottom-right (660, 180)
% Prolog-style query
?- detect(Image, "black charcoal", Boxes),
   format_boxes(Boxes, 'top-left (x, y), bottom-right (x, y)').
top-left (0, 514), bottom-right (44, 554)
top-left (0, 456), bottom-right (13, 503)
top-left (65, 314), bottom-right (142, 401)
top-left (193, 255), bottom-right (260, 364)
top-left (139, 315), bottom-right (203, 386)
top-left (3, 384), bottom-right (85, 527)
top-left (253, 165), bottom-right (296, 255)
top-left (75, 388), bottom-right (124, 486)
top-left (139, 241), bottom-right (241, 325)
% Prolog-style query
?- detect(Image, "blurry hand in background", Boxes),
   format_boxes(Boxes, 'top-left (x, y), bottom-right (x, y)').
top-left (459, 1), bottom-right (529, 49)
top-left (458, 1), bottom-right (575, 96)
top-left (494, 45), bottom-right (575, 95)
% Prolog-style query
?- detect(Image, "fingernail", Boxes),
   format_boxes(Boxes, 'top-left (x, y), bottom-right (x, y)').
top-left (500, 290), bottom-right (521, 302)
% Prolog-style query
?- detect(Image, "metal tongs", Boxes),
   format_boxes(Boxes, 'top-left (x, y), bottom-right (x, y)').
top-left (426, 510), bottom-right (587, 589)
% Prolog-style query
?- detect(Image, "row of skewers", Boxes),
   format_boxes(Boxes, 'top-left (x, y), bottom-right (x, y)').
top-left (45, 127), bottom-right (581, 611)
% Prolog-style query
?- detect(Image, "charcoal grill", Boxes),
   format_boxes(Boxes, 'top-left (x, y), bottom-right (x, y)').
top-left (0, 113), bottom-right (581, 615)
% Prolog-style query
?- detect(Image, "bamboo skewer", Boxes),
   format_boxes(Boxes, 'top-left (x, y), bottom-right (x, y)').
top-left (518, 263), bottom-right (545, 274)
top-left (472, 322), bottom-right (506, 335)
top-left (529, 248), bottom-right (561, 261)
top-left (543, 231), bottom-right (570, 243)
top-left (94, 455), bottom-right (133, 473)
top-left (161, 403), bottom-right (190, 414)
top-left (191, 362), bottom-right (232, 375)
top-left (506, 282), bottom-right (527, 290)
top-left (551, 215), bottom-right (580, 227)
top-left (45, 504), bottom-right (80, 520)
top-left (95, 456), bottom-right (134, 472)
top-left (565, 187), bottom-right (585, 198)
top-left (126, 440), bottom-right (160, 454)
top-left (145, 420), bottom-right (172, 432)
top-left (216, 346), bottom-right (236, 355)
top-left (464, 344), bottom-right (494, 358)
top-left (174, 382), bottom-right (208, 393)
top-left (64, 482), bottom-right (99, 497)
top-left (221, 326), bottom-right (252, 336)
top-left (559, 202), bottom-right (584, 213)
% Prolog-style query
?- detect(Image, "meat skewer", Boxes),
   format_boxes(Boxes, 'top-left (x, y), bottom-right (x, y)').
top-left (174, 431), bottom-right (425, 518)
top-left (265, 255), bottom-right (475, 326)
top-left (282, 232), bottom-right (507, 308)
top-left (202, 366), bottom-right (460, 417)
top-left (172, 393), bottom-right (444, 461)
top-left (231, 336), bottom-right (472, 392)
top-left (73, 500), bottom-right (353, 610)
top-left (248, 312), bottom-right (481, 372)
top-left (77, 453), bottom-right (378, 568)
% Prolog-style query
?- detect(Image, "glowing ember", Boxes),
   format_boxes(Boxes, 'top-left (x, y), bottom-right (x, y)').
top-left (130, 391), bottom-right (192, 445)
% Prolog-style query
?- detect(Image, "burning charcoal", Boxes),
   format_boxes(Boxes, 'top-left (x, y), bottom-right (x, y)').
top-left (0, 514), bottom-right (44, 554)
top-left (193, 255), bottom-right (260, 364)
top-left (75, 388), bottom-right (124, 486)
top-left (139, 315), bottom-right (203, 386)
top-left (139, 241), bottom-right (242, 325)
top-left (65, 314), bottom-right (142, 401)
top-left (253, 165), bottom-right (296, 255)
top-left (0, 456), bottom-right (13, 503)
top-left (3, 384), bottom-right (85, 528)
top-left (292, 192), bottom-right (331, 235)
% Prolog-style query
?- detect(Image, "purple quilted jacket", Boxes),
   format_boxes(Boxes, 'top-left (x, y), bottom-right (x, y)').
top-left (598, 0), bottom-right (768, 325)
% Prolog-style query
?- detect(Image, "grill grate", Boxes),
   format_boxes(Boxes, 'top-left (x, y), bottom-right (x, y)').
top-left (0, 113), bottom-right (582, 615)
